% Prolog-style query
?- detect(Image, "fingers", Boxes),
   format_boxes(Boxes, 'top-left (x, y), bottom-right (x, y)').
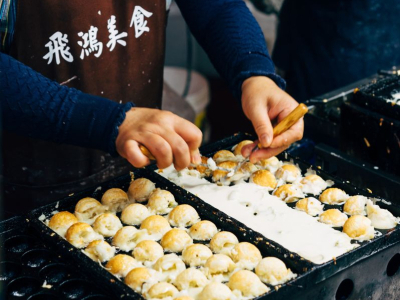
top-left (174, 117), bottom-right (203, 166)
top-left (116, 108), bottom-right (203, 170)
top-left (136, 125), bottom-right (200, 170)
top-left (268, 98), bottom-right (299, 123)
top-left (241, 141), bottom-right (258, 158)
top-left (241, 117), bottom-right (303, 162)
top-left (190, 148), bottom-right (202, 165)
top-left (160, 129), bottom-right (192, 171)
top-left (249, 145), bottom-right (290, 164)
top-left (122, 140), bottom-right (151, 168)
top-left (174, 117), bottom-right (203, 151)
top-left (142, 133), bottom-right (174, 169)
top-left (245, 101), bottom-right (274, 148)
top-left (270, 118), bottom-right (304, 149)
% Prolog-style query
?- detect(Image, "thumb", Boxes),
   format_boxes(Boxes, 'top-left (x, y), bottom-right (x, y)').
top-left (245, 100), bottom-right (274, 148)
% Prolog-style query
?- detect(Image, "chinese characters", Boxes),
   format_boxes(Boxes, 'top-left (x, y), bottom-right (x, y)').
top-left (43, 6), bottom-right (153, 65)
top-left (77, 26), bottom-right (103, 60)
top-left (43, 32), bottom-right (74, 65)
top-left (107, 15), bottom-right (128, 51)
top-left (130, 6), bottom-right (153, 38)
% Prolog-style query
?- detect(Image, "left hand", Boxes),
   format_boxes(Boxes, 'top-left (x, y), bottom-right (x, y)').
top-left (240, 76), bottom-right (304, 163)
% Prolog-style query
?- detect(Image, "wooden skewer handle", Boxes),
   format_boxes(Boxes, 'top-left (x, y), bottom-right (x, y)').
top-left (258, 103), bottom-right (308, 148)
top-left (139, 144), bottom-right (156, 161)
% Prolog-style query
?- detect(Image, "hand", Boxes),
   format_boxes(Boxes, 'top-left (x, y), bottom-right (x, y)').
top-left (116, 108), bottom-right (202, 170)
top-left (240, 76), bottom-right (304, 163)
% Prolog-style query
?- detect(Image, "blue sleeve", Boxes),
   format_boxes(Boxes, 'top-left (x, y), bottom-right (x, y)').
top-left (0, 52), bottom-right (133, 156)
top-left (175, 0), bottom-right (286, 100)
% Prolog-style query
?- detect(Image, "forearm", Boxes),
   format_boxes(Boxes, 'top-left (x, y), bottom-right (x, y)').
top-left (0, 52), bottom-right (133, 155)
top-left (176, 0), bottom-right (285, 99)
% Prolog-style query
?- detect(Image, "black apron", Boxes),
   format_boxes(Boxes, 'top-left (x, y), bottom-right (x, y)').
top-left (4, 0), bottom-right (167, 215)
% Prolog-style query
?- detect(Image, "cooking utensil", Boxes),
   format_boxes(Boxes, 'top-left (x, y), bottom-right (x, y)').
top-left (139, 144), bottom-right (156, 161)
top-left (229, 103), bottom-right (308, 177)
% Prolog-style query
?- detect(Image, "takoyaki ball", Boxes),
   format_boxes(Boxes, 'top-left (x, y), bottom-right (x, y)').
top-left (227, 270), bottom-right (269, 298)
top-left (209, 231), bottom-right (239, 255)
top-left (273, 184), bottom-right (304, 203)
top-left (213, 150), bottom-right (235, 163)
top-left (230, 162), bottom-right (258, 183)
top-left (255, 257), bottom-right (297, 286)
top-left (125, 267), bottom-right (160, 294)
top-left (161, 228), bottom-right (193, 253)
top-left (182, 244), bottom-right (213, 267)
top-left (66, 222), bottom-right (103, 248)
top-left (92, 213), bottom-right (123, 237)
top-left (174, 268), bottom-right (208, 291)
top-left (132, 240), bottom-right (164, 265)
top-left (300, 174), bottom-right (328, 195)
top-left (212, 161), bottom-right (238, 183)
top-left (128, 178), bottom-right (156, 203)
top-left (189, 220), bottom-right (218, 241)
top-left (174, 297), bottom-right (195, 300)
top-left (343, 196), bottom-right (367, 216)
top-left (367, 199), bottom-right (399, 229)
top-left (198, 282), bottom-right (233, 300)
top-left (250, 170), bottom-right (277, 189)
top-left (275, 164), bottom-right (302, 183)
top-left (319, 188), bottom-right (349, 205)
top-left (48, 211), bottom-right (78, 237)
top-left (101, 188), bottom-right (130, 213)
top-left (256, 156), bottom-right (281, 173)
top-left (343, 215), bottom-right (375, 241)
top-left (146, 282), bottom-right (179, 299)
top-left (233, 140), bottom-right (253, 157)
top-left (84, 240), bottom-right (116, 262)
top-left (105, 254), bottom-right (139, 278)
top-left (153, 254), bottom-right (186, 282)
top-left (112, 226), bottom-right (138, 252)
top-left (168, 205), bottom-right (200, 228)
top-left (229, 242), bottom-right (262, 270)
top-left (295, 197), bottom-right (324, 216)
top-left (318, 209), bottom-right (348, 227)
top-left (238, 162), bottom-right (258, 174)
top-left (120, 203), bottom-right (150, 226)
top-left (74, 197), bottom-right (106, 225)
top-left (204, 254), bottom-right (236, 281)
top-left (148, 189), bottom-right (178, 215)
top-left (188, 156), bottom-right (210, 177)
top-left (140, 215), bottom-right (171, 238)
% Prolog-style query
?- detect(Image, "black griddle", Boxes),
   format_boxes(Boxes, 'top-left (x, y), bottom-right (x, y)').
top-left (1, 133), bottom-right (400, 300)
top-left (22, 166), bottom-right (311, 300)
top-left (352, 75), bottom-right (400, 120)
top-left (340, 75), bottom-right (400, 177)
top-left (0, 216), bottom-right (113, 300)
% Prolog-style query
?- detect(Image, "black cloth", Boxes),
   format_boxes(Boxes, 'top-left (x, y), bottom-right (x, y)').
top-left (273, 0), bottom-right (400, 102)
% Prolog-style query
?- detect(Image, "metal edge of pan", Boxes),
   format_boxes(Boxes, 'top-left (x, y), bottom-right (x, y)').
top-left (353, 75), bottom-right (400, 119)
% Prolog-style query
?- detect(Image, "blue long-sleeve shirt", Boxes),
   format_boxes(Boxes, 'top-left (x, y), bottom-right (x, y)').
top-left (1, 0), bottom-right (283, 155)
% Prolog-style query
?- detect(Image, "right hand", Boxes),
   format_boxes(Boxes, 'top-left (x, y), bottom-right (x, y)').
top-left (240, 76), bottom-right (304, 163)
top-left (115, 108), bottom-right (203, 170)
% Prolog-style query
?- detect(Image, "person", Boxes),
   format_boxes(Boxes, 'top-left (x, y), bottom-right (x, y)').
top-left (0, 0), bottom-right (303, 213)
top-left (272, 0), bottom-right (400, 102)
